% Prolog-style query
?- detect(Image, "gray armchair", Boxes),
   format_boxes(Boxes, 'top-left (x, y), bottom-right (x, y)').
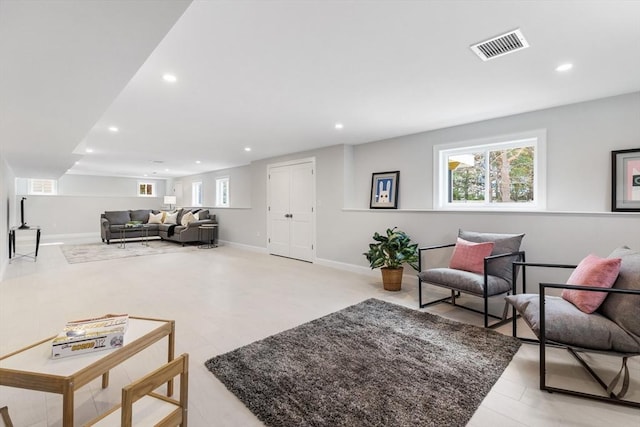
top-left (418, 229), bottom-right (525, 328)
top-left (506, 246), bottom-right (640, 408)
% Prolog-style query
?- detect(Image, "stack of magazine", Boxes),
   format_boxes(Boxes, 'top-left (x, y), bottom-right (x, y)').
top-left (51, 314), bottom-right (129, 359)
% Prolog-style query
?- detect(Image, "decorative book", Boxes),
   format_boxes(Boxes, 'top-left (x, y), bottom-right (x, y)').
top-left (51, 314), bottom-right (129, 359)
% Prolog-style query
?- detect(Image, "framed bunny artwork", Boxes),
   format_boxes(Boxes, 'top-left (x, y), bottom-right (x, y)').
top-left (370, 171), bottom-right (399, 209)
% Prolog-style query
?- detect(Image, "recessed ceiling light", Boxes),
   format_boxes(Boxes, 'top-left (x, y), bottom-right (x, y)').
top-left (108, 126), bottom-right (119, 132)
top-left (556, 63), bottom-right (573, 72)
top-left (86, 148), bottom-right (93, 153)
top-left (195, 160), bottom-right (201, 164)
top-left (75, 161), bottom-right (79, 165)
top-left (163, 73), bottom-right (177, 83)
top-left (165, 168), bottom-right (170, 172)
top-left (144, 174), bottom-right (148, 177)
top-left (244, 147), bottom-right (251, 152)
top-left (335, 123), bottom-right (344, 130)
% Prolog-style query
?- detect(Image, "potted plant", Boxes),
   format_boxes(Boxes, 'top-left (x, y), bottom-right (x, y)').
top-left (363, 227), bottom-right (419, 291)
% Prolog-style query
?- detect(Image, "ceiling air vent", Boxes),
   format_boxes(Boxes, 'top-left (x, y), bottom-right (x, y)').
top-left (470, 29), bottom-right (529, 61)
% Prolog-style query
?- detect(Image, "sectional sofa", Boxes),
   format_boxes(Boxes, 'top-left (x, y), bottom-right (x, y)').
top-left (100, 208), bottom-right (217, 245)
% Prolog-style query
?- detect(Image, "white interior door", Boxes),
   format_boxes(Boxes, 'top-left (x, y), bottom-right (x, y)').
top-left (268, 166), bottom-right (291, 258)
top-left (289, 163), bottom-right (314, 261)
top-left (268, 160), bottom-right (315, 262)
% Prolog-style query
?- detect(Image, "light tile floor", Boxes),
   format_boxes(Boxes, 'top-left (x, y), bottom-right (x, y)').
top-left (1, 239), bottom-right (638, 426)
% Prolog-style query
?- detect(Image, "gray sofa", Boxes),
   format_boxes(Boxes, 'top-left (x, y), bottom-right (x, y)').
top-left (100, 208), bottom-right (217, 245)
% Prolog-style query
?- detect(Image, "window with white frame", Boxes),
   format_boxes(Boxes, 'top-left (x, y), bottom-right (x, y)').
top-left (137, 182), bottom-right (155, 197)
top-left (29, 179), bottom-right (57, 195)
top-left (192, 181), bottom-right (203, 206)
top-left (434, 130), bottom-right (546, 210)
top-left (216, 177), bottom-right (229, 207)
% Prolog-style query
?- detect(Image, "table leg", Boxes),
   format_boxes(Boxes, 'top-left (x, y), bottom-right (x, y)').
top-left (62, 382), bottom-right (74, 427)
top-left (102, 371), bottom-right (109, 388)
top-left (119, 229), bottom-right (126, 249)
top-left (167, 320), bottom-right (175, 397)
top-left (7, 230), bottom-right (11, 260)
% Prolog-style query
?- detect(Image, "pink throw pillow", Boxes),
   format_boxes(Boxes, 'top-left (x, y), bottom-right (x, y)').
top-left (561, 254), bottom-right (621, 313)
top-left (449, 238), bottom-right (495, 274)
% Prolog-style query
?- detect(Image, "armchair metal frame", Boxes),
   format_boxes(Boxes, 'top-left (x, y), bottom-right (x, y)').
top-left (511, 261), bottom-right (640, 409)
top-left (418, 243), bottom-right (525, 328)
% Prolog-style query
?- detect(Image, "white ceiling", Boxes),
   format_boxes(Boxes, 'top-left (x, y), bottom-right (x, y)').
top-left (2, 0), bottom-right (640, 180)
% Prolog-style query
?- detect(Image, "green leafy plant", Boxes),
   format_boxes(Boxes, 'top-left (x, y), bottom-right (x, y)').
top-left (363, 227), bottom-right (419, 270)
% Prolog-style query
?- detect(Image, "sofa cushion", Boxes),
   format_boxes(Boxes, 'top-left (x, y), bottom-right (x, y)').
top-left (458, 230), bottom-right (524, 283)
top-left (163, 211), bottom-right (179, 225)
top-left (561, 254), bottom-right (621, 314)
top-left (104, 211), bottom-right (130, 225)
top-left (506, 294), bottom-right (640, 353)
top-left (143, 224), bottom-right (160, 232)
top-left (158, 224), bottom-right (173, 232)
top-left (181, 211), bottom-right (196, 226)
top-left (149, 212), bottom-right (164, 224)
top-left (130, 209), bottom-right (152, 223)
top-left (599, 247), bottom-right (640, 339)
top-left (418, 268), bottom-right (511, 296)
top-left (197, 209), bottom-right (209, 220)
top-left (175, 208), bottom-right (186, 224)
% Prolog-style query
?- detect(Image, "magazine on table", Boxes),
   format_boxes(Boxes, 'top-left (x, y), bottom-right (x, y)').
top-left (51, 314), bottom-right (129, 359)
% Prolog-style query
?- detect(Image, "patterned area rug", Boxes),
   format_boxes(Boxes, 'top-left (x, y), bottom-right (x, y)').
top-left (206, 298), bottom-right (521, 427)
top-left (60, 240), bottom-right (198, 264)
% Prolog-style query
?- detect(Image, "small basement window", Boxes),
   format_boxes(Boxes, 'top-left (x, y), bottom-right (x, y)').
top-left (434, 130), bottom-right (546, 210)
top-left (216, 177), bottom-right (229, 207)
top-left (138, 182), bottom-right (155, 197)
top-left (29, 179), bottom-right (57, 195)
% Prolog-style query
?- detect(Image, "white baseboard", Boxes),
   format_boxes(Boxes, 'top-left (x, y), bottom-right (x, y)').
top-left (314, 257), bottom-right (377, 277)
top-left (219, 240), bottom-right (268, 253)
top-left (314, 257), bottom-right (418, 283)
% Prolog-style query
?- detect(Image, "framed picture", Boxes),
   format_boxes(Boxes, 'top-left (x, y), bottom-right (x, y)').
top-left (370, 171), bottom-right (399, 209)
top-left (612, 148), bottom-right (640, 212)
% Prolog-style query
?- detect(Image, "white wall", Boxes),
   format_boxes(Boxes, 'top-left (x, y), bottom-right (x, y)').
top-left (16, 175), bottom-right (167, 197)
top-left (13, 175), bottom-right (166, 238)
top-left (338, 93), bottom-right (640, 266)
top-left (15, 195), bottom-right (164, 239)
top-left (204, 93), bottom-right (640, 285)
top-left (0, 154), bottom-right (16, 280)
top-left (172, 165), bottom-right (252, 208)
top-left (3, 93), bottom-right (639, 288)
top-left (350, 92), bottom-right (639, 211)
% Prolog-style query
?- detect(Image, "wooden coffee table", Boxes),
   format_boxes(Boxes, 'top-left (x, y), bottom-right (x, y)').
top-left (0, 316), bottom-right (175, 426)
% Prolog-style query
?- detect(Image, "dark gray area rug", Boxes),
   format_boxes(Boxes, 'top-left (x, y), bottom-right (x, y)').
top-left (205, 298), bottom-right (521, 427)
